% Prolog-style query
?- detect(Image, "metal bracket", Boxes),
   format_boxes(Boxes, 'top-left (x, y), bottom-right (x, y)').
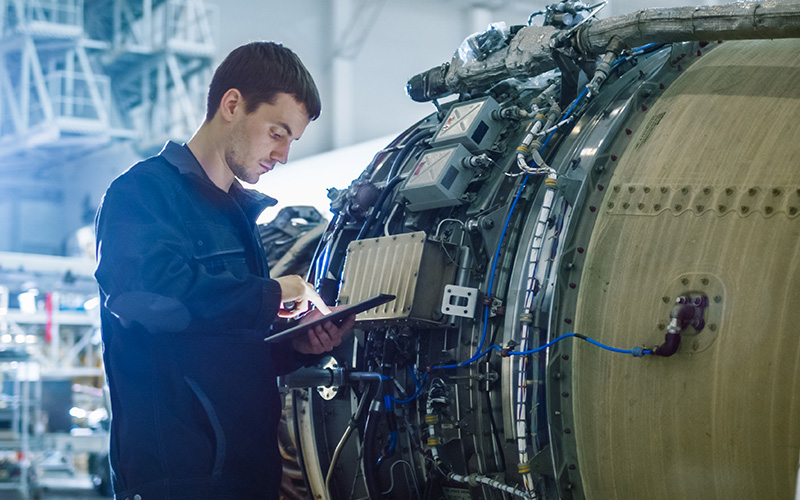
top-left (442, 285), bottom-right (479, 318)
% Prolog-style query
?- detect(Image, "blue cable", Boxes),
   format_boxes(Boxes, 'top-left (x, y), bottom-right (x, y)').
top-left (389, 371), bottom-right (428, 404)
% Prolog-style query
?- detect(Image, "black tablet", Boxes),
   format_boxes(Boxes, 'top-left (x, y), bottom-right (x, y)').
top-left (264, 294), bottom-right (396, 344)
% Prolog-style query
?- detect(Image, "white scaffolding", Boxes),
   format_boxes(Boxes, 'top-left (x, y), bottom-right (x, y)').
top-left (0, 0), bottom-right (217, 157)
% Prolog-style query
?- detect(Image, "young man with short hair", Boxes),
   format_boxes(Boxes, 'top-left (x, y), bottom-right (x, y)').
top-left (95, 41), bottom-right (353, 499)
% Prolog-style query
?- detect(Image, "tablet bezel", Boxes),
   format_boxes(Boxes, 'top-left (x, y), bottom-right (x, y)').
top-left (264, 293), bottom-right (396, 344)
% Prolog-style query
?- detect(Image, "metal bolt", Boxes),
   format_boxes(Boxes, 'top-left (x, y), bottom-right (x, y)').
top-left (681, 278), bottom-right (689, 285)
top-left (657, 323), bottom-right (665, 330)
top-left (613, 185), bottom-right (621, 192)
top-left (654, 204), bottom-right (661, 210)
top-left (701, 278), bottom-right (709, 286)
top-left (608, 202), bottom-right (615, 209)
top-left (790, 207), bottom-right (798, 216)
top-left (674, 204), bottom-right (683, 211)
top-left (772, 188), bottom-right (781, 196)
top-left (662, 296), bottom-right (670, 303)
top-left (748, 188), bottom-right (757, 196)
top-left (643, 186), bottom-right (651, 193)
top-left (696, 205), bottom-right (704, 212)
top-left (628, 186), bottom-right (636, 193)
top-left (622, 202), bottom-right (630, 209)
top-left (740, 206), bottom-right (749, 214)
top-left (709, 324), bottom-right (717, 331)
top-left (660, 187), bottom-right (669, 194)
top-left (765, 206), bottom-right (773, 215)
top-left (681, 186), bottom-right (689, 194)
top-left (638, 203), bottom-right (645, 210)
top-left (718, 205), bottom-right (726, 212)
top-left (703, 187), bottom-right (711, 195)
top-left (714, 296), bottom-right (722, 303)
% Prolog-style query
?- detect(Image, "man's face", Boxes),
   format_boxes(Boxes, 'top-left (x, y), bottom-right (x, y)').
top-left (225, 92), bottom-right (311, 184)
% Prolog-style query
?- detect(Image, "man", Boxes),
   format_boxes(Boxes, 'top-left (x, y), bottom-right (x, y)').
top-left (95, 42), bottom-right (354, 499)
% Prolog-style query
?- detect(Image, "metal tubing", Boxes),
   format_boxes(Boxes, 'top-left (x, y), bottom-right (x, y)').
top-left (579, 1), bottom-right (800, 55)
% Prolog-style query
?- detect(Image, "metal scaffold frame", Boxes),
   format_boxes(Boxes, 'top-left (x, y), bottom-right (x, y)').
top-left (0, 0), bottom-right (217, 158)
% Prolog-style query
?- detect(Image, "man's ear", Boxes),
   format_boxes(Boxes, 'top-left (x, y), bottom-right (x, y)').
top-left (218, 88), bottom-right (243, 122)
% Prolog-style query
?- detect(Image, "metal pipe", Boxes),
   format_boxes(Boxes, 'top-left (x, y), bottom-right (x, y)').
top-left (407, 1), bottom-right (800, 102)
top-left (448, 472), bottom-right (534, 499)
top-left (578, 1), bottom-right (800, 55)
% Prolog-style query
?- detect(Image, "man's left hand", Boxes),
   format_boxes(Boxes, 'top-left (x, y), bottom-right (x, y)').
top-left (291, 307), bottom-right (356, 355)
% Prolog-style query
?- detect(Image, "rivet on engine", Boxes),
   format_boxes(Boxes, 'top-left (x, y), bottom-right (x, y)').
top-left (674, 204), bottom-right (682, 211)
top-left (790, 207), bottom-right (798, 215)
top-left (598, 185), bottom-right (605, 191)
top-left (611, 155), bottom-right (618, 161)
top-left (697, 50), bottom-right (702, 57)
top-left (714, 296), bottom-right (722, 303)
top-left (577, 247), bottom-right (584, 254)
top-left (701, 278), bottom-right (709, 286)
top-left (607, 202), bottom-right (615, 209)
top-left (562, 392), bottom-right (569, 398)
top-left (562, 355), bottom-right (570, 361)
top-left (659, 83), bottom-right (665, 90)
top-left (565, 318), bottom-right (573, 324)
top-left (625, 129), bottom-right (632, 135)
top-left (748, 188), bottom-right (757, 196)
top-left (740, 206), bottom-right (749, 214)
top-left (569, 283), bottom-right (577, 289)
top-left (564, 428), bottom-right (572, 434)
top-left (653, 204), bottom-right (661, 210)
top-left (641, 105), bottom-right (648, 111)
top-left (589, 206), bottom-right (597, 212)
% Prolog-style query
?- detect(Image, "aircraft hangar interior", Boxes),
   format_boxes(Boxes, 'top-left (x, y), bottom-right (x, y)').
top-left (0, 0), bottom-right (798, 499)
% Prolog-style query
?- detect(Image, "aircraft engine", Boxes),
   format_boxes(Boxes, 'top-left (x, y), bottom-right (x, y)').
top-left (282, 2), bottom-right (800, 499)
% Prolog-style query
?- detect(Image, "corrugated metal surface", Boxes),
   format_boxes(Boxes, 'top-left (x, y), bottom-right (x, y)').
top-left (339, 231), bottom-right (453, 324)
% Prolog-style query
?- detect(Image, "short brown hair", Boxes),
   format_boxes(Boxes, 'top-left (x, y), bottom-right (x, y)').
top-left (206, 41), bottom-right (321, 121)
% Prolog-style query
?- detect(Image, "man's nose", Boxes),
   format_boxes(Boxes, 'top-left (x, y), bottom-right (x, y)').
top-left (271, 143), bottom-right (290, 164)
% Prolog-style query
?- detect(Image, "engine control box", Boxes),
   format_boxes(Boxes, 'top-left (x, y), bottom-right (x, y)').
top-left (400, 144), bottom-right (473, 211)
top-left (431, 96), bottom-right (502, 152)
top-left (338, 231), bottom-right (455, 326)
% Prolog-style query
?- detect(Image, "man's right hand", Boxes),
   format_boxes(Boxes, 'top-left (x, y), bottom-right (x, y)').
top-left (274, 275), bottom-right (329, 318)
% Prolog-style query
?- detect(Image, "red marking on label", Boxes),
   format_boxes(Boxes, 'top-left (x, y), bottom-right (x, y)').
top-left (414, 161), bottom-right (426, 175)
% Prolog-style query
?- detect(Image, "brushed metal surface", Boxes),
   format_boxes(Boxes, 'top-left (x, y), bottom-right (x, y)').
top-left (573, 39), bottom-right (800, 499)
